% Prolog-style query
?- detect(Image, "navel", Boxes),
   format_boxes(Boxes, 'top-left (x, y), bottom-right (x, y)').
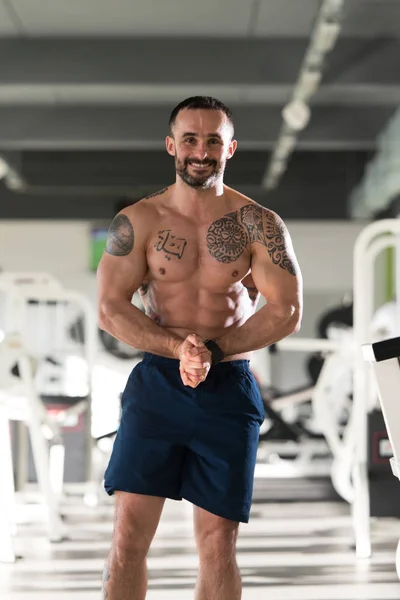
top-left (232, 270), bottom-right (239, 277)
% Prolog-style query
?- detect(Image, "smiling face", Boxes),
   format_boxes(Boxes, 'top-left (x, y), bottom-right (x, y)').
top-left (166, 109), bottom-right (237, 189)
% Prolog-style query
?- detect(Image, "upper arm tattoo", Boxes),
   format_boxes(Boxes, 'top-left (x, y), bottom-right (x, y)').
top-left (105, 214), bottom-right (134, 256)
top-left (206, 204), bottom-right (297, 276)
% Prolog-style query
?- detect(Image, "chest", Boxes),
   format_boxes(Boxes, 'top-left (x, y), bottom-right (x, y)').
top-left (146, 218), bottom-right (251, 286)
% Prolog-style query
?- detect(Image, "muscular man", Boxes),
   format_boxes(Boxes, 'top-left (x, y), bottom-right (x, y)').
top-left (97, 96), bottom-right (302, 599)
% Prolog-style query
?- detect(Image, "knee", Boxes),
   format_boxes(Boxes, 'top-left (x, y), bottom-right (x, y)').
top-left (112, 525), bottom-right (150, 564)
top-left (197, 526), bottom-right (238, 565)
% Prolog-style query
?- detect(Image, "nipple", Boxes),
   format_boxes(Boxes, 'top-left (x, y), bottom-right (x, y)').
top-left (159, 268), bottom-right (166, 275)
top-left (232, 270), bottom-right (239, 277)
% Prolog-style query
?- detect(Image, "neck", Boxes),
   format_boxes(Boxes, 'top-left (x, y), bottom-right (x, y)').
top-left (171, 177), bottom-right (228, 219)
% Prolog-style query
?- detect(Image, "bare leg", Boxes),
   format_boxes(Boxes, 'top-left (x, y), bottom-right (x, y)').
top-left (102, 492), bottom-right (165, 600)
top-left (193, 506), bottom-right (241, 600)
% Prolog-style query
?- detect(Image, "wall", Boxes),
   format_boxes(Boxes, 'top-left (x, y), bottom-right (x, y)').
top-left (0, 220), bottom-right (98, 304)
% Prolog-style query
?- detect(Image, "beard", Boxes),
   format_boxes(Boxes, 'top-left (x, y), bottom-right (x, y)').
top-left (175, 156), bottom-right (225, 189)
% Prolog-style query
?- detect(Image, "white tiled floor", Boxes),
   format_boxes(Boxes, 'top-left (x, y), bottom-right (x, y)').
top-left (1, 485), bottom-right (400, 599)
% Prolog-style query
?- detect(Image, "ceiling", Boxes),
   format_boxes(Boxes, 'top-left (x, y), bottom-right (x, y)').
top-left (0, 0), bottom-right (399, 219)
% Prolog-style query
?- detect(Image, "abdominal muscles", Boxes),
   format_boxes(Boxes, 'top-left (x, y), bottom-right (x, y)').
top-left (139, 278), bottom-right (256, 340)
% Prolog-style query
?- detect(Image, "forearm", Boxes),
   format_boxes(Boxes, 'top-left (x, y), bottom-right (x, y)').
top-left (99, 300), bottom-right (183, 358)
top-left (216, 303), bottom-right (301, 356)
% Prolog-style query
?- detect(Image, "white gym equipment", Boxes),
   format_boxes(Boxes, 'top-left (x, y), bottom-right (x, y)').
top-left (352, 219), bottom-right (400, 558)
top-left (0, 272), bottom-right (98, 563)
top-left (0, 332), bottom-right (65, 562)
top-left (253, 328), bottom-right (356, 485)
top-left (362, 336), bottom-right (400, 579)
top-left (254, 218), bottom-right (400, 562)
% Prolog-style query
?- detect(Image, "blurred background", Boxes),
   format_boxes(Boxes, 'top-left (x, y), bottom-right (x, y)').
top-left (1, 0), bottom-right (400, 390)
top-left (1, 1), bottom-right (400, 598)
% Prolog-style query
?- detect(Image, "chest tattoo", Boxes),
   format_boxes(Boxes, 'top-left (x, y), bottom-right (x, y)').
top-left (206, 204), bottom-right (297, 275)
top-left (154, 230), bottom-right (187, 260)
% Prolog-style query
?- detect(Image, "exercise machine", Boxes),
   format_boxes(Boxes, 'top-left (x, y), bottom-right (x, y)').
top-left (362, 336), bottom-right (400, 579)
top-left (0, 272), bottom-right (98, 561)
top-left (352, 218), bottom-right (400, 558)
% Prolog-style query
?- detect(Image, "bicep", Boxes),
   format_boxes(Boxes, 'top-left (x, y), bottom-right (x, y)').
top-left (97, 211), bottom-right (148, 306)
top-left (250, 211), bottom-right (302, 312)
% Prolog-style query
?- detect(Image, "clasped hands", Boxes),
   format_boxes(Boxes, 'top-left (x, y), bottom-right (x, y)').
top-left (175, 334), bottom-right (213, 388)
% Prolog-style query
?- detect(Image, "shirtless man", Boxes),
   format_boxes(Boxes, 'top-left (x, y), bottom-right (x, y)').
top-left (97, 96), bottom-right (302, 600)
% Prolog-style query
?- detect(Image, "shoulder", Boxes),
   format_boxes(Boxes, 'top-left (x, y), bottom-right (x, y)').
top-left (224, 188), bottom-right (287, 235)
top-left (105, 190), bottom-right (164, 256)
top-left (117, 187), bottom-right (170, 231)
top-left (123, 187), bottom-right (169, 218)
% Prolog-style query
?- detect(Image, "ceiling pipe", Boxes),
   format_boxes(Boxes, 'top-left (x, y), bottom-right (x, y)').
top-left (262, 0), bottom-right (346, 190)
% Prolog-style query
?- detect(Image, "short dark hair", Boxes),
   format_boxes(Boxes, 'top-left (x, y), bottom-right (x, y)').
top-left (168, 96), bottom-right (234, 136)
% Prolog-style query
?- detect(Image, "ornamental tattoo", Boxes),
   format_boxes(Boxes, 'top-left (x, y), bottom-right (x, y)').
top-left (154, 230), bottom-right (187, 261)
top-left (105, 214), bottom-right (134, 256)
top-left (206, 217), bottom-right (247, 263)
top-left (206, 204), bottom-right (297, 276)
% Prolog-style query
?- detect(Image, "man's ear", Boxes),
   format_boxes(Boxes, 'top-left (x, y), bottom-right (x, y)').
top-left (226, 139), bottom-right (238, 160)
top-left (166, 136), bottom-right (176, 157)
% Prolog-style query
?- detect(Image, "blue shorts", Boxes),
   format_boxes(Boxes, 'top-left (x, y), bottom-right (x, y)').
top-left (104, 353), bottom-right (265, 523)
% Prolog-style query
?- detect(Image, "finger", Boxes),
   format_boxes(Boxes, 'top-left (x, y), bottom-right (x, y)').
top-left (180, 369), bottom-right (191, 386)
top-left (185, 372), bottom-right (206, 382)
top-left (180, 349), bottom-right (209, 363)
top-left (184, 367), bottom-right (208, 376)
top-left (189, 344), bottom-right (207, 355)
top-left (180, 359), bottom-right (210, 369)
top-left (186, 334), bottom-right (206, 348)
top-left (188, 381), bottom-right (200, 388)
top-left (180, 370), bottom-right (200, 388)
top-left (181, 369), bottom-right (210, 383)
top-left (180, 364), bottom-right (198, 381)
top-left (186, 333), bottom-right (203, 344)
top-left (180, 365), bottom-right (207, 384)
top-left (183, 365), bottom-right (209, 376)
top-left (184, 368), bottom-right (208, 379)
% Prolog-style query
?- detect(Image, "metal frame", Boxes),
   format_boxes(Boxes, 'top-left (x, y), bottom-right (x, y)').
top-left (362, 335), bottom-right (400, 578)
top-left (352, 219), bottom-right (400, 558)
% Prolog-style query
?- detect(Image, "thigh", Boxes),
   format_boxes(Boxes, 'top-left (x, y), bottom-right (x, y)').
top-left (104, 363), bottom-right (189, 499)
top-left (113, 492), bottom-right (165, 552)
top-left (183, 419), bottom-right (260, 523)
top-left (181, 367), bottom-right (263, 523)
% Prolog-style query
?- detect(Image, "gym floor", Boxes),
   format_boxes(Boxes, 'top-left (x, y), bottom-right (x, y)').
top-left (1, 478), bottom-right (399, 600)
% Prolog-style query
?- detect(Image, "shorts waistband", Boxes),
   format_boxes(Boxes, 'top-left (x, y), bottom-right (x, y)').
top-left (142, 352), bottom-right (250, 372)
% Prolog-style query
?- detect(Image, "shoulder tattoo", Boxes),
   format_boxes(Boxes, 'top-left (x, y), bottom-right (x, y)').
top-left (206, 204), bottom-right (297, 276)
top-left (145, 187), bottom-right (168, 200)
top-left (105, 214), bottom-right (134, 256)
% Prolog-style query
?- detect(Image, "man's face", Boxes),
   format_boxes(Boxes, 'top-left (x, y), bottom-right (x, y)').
top-left (166, 109), bottom-right (237, 189)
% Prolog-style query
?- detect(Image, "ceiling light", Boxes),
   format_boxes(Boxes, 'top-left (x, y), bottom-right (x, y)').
top-left (282, 100), bottom-right (311, 131)
top-left (0, 157), bottom-right (9, 180)
top-left (313, 22), bottom-right (341, 53)
top-left (297, 70), bottom-right (322, 99)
